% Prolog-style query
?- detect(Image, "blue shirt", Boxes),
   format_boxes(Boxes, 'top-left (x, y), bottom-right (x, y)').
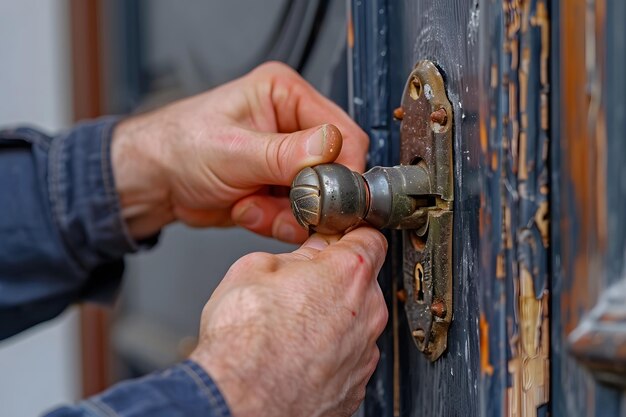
top-left (0, 118), bottom-right (232, 417)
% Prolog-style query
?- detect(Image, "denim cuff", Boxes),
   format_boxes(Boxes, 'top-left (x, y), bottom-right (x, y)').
top-left (47, 117), bottom-right (139, 272)
top-left (45, 360), bottom-right (232, 417)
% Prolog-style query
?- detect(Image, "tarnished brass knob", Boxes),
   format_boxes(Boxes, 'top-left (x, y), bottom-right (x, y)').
top-left (290, 163), bottom-right (433, 234)
top-left (289, 164), bottom-right (368, 234)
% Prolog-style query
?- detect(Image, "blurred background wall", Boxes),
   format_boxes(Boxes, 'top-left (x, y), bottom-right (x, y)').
top-left (0, 0), bottom-right (348, 414)
top-left (102, 0), bottom-right (348, 381)
top-left (0, 1), bottom-right (80, 415)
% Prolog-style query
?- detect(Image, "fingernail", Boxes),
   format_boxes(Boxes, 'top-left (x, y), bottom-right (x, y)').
top-left (275, 222), bottom-right (296, 242)
top-left (306, 125), bottom-right (327, 156)
top-left (234, 204), bottom-right (263, 227)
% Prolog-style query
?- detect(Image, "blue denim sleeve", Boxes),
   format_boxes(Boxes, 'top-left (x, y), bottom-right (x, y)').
top-left (1, 119), bottom-right (232, 417)
top-left (44, 360), bottom-right (232, 417)
top-left (0, 117), bottom-right (139, 339)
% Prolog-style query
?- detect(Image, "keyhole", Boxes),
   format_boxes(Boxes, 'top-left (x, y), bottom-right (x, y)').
top-left (415, 263), bottom-right (425, 302)
top-left (409, 76), bottom-right (422, 100)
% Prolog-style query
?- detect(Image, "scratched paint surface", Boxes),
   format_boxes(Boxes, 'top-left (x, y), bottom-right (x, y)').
top-left (390, 1), bottom-right (482, 416)
top-left (349, 2), bottom-right (395, 416)
top-left (351, 0), bottom-right (553, 416)
top-left (481, 1), bottom-right (551, 417)
top-left (353, 0), bottom-right (626, 415)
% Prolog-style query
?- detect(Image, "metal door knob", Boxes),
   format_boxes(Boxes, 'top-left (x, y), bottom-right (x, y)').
top-left (289, 163), bottom-right (432, 234)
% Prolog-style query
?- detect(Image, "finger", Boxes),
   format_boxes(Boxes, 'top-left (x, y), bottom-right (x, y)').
top-left (226, 124), bottom-right (343, 188)
top-left (321, 227), bottom-right (388, 276)
top-left (250, 62), bottom-right (369, 172)
top-left (232, 195), bottom-right (309, 243)
top-left (279, 233), bottom-right (342, 262)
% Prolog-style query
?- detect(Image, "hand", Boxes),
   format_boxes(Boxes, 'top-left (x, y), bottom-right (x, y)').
top-left (111, 62), bottom-right (369, 242)
top-left (190, 227), bottom-right (388, 417)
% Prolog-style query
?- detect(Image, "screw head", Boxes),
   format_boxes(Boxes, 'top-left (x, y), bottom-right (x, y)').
top-left (430, 107), bottom-right (448, 125)
top-left (393, 106), bottom-right (405, 120)
top-left (431, 300), bottom-right (447, 318)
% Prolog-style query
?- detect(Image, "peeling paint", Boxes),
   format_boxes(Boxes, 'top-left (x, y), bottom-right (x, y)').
top-left (507, 268), bottom-right (550, 417)
top-left (479, 0), bottom-right (552, 415)
top-left (480, 313), bottom-right (495, 375)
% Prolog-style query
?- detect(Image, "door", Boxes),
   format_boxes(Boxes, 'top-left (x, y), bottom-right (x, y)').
top-left (350, 1), bottom-right (626, 416)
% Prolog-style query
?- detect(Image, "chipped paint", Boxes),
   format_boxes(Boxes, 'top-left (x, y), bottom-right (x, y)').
top-left (507, 268), bottom-right (550, 417)
top-left (501, 0), bottom-right (551, 415)
top-left (480, 313), bottom-right (495, 375)
top-left (347, 14), bottom-right (354, 49)
top-left (479, 0), bottom-right (552, 415)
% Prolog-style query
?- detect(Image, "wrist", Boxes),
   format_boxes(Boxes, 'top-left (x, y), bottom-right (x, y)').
top-left (111, 114), bottom-right (175, 240)
top-left (190, 326), bottom-right (284, 417)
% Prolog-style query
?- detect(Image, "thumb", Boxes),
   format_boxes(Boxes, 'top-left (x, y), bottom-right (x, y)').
top-left (237, 124), bottom-right (343, 186)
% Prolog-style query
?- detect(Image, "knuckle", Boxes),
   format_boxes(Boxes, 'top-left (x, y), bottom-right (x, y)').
top-left (369, 228), bottom-right (388, 253)
top-left (256, 60), bottom-right (295, 75)
top-left (373, 288), bottom-right (389, 335)
top-left (234, 251), bottom-right (279, 273)
top-left (368, 346), bottom-right (381, 371)
top-left (377, 303), bottom-right (390, 334)
top-left (265, 134), bottom-right (293, 181)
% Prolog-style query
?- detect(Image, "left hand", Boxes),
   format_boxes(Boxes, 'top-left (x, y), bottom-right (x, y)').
top-left (191, 227), bottom-right (389, 417)
top-left (111, 61), bottom-right (369, 242)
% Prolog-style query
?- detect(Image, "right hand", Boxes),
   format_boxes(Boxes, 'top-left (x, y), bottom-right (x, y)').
top-left (112, 62), bottom-right (369, 243)
top-left (190, 227), bottom-right (389, 417)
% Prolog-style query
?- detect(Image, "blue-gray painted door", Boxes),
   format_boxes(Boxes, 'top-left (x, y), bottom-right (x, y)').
top-left (350, 1), bottom-right (626, 416)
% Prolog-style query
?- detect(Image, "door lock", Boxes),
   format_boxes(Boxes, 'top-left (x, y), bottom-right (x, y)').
top-left (289, 60), bottom-right (454, 361)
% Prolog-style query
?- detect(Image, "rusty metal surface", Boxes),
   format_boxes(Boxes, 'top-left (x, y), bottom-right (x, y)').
top-left (397, 60), bottom-right (454, 361)
top-left (399, 61), bottom-right (454, 201)
top-left (402, 211), bottom-right (453, 361)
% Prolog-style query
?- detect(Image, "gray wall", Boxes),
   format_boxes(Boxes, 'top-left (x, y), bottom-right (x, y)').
top-left (0, 1), bottom-right (80, 415)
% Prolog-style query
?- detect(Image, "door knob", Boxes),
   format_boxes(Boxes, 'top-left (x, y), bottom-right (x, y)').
top-left (289, 163), bottom-right (432, 235)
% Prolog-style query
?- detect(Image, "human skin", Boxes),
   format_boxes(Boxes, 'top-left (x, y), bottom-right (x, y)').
top-left (111, 61), bottom-right (369, 243)
top-left (191, 228), bottom-right (388, 416)
top-left (110, 61), bottom-right (388, 416)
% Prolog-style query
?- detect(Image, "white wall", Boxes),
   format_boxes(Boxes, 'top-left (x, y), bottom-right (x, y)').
top-left (0, 1), bottom-right (80, 415)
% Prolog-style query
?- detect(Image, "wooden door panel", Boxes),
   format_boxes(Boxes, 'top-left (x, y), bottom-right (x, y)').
top-left (352, 1), bottom-right (551, 416)
top-left (353, 1), bottom-right (626, 415)
top-left (390, 2), bottom-right (483, 417)
top-left (553, 0), bottom-right (626, 415)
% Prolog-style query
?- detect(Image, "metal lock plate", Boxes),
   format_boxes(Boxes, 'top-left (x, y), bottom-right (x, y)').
top-left (398, 60), bottom-right (454, 361)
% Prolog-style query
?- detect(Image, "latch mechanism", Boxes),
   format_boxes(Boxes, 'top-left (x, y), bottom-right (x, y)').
top-left (289, 60), bottom-right (453, 361)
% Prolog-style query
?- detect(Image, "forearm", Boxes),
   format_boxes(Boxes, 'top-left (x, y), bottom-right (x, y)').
top-left (0, 119), bottom-right (140, 339)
